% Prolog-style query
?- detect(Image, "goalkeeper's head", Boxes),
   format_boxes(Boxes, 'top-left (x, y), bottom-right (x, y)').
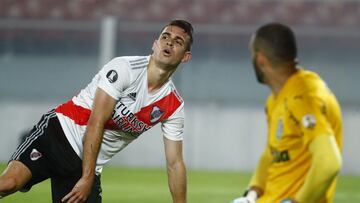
top-left (249, 23), bottom-right (298, 84)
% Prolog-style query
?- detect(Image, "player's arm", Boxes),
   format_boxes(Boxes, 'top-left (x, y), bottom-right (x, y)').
top-left (249, 145), bottom-right (272, 195)
top-left (231, 146), bottom-right (271, 203)
top-left (164, 137), bottom-right (187, 203)
top-left (62, 88), bottom-right (117, 203)
top-left (293, 135), bottom-right (342, 203)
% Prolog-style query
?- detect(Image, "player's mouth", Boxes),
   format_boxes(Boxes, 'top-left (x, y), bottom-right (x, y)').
top-left (162, 48), bottom-right (172, 57)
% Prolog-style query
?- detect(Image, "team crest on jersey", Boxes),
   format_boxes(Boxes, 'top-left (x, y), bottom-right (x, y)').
top-left (106, 70), bottom-right (118, 83)
top-left (276, 119), bottom-right (283, 139)
top-left (150, 106), bottom-right (164, 124)
top-left (302, 114), bottom-right (316, 129)
top-left (30, 148), bottom-right (42, 161)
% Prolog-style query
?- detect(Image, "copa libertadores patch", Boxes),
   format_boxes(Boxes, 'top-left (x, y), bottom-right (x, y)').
top-left (106, 70), bottom-right (118, 83)
top-left (302, 114), bottom-right (316, 129)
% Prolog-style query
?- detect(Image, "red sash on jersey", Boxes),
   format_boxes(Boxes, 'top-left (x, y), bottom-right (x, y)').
top-left (55, 91), bottom-right (182, 132)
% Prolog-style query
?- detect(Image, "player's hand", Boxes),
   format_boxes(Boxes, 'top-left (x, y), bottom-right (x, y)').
top-left (230, 196), bottom-right (256, 203)
top-left (230, 190), bottom-right (258, 203)
top-left (61, 177), bottom-right (94, 203)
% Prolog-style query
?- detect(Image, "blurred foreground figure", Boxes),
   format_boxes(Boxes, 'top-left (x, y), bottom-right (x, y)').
top-left (0, 19), bottom-right (193, 203)
top-left (231, 23), bottom-right (343, 203)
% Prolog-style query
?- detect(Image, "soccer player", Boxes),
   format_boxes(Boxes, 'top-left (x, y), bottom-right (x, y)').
top-left (0, 19), bottom-right (193, 203)
top-left (231, 23), bottom-right (343, 203)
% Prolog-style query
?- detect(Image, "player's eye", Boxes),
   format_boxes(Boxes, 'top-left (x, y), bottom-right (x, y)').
top-left (176, 40), bottom-right (183, 46)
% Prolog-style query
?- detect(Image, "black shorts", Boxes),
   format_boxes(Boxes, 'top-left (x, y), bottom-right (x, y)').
top-left (10, 110), bottom-right (102, 203)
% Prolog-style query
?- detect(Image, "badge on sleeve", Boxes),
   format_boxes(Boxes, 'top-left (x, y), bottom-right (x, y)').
top-left (106, 70), bottom-right (118, 83)
top-left (302, 114), bottom-right (316, 129)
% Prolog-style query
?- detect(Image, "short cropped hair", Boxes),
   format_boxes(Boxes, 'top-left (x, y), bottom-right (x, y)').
top-left (254, 23), bottom-right (297, 64)
top-left (162, 19), bottom-right (194, 51)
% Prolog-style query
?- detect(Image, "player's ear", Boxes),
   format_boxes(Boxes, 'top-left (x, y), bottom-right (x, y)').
top-left (256, 51), bottom-right (268, 70)
top-left (152, 39), bottom-right (158, 52)
top-left (181, 51), bottom-right (192, 63)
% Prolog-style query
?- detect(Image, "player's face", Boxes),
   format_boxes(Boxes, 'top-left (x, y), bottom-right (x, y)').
top-left (250, 36), bottom-right (265, 84)
top-left (152, 25), bottom-right (191, 67)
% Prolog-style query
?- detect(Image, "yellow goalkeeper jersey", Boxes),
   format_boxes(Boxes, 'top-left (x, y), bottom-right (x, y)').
top-left (258, 69), bottom-right (343, 203)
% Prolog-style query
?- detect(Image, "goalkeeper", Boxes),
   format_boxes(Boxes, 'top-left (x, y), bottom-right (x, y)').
top-left (231, 23), bottom-right (343, 203)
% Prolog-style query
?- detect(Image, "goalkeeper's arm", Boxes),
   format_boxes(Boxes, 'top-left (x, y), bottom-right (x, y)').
top-left (230, 146), bottom-right (272, 203)
top-left (293, 135), bottom-right (342, 203)
top-left (248, 145), bottom-right (272, 197)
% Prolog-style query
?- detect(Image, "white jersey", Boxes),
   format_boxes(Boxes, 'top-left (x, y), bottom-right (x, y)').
top-left (55, 56), bottom-right (185, 174)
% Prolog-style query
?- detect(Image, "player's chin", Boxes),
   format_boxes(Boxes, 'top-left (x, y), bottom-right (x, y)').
top-left (159, 57), bottom-right (178, 66)
top-left (161, 52), bottom-right (176, 60)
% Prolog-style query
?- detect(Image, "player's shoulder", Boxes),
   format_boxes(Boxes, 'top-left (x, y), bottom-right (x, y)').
top-left (168, 80), bottom-right (184, 104)
top-left (285, 69), bottom-right (327, 106)
top-left (295, 69), bottom-right (327, 92)
top-left (105, 56), bottom-right (149, 81)
top-left (285, 69), bottom-right (324, 100)
top-left (106, 55), bottom-right (149, 69)
top-left (122, 55), bottom-right (150, 70)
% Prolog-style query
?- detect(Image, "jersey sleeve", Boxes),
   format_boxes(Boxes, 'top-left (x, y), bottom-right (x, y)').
top-left (290, 94), bottom-right (334, 146)
top-left (97, 57), bottom-right (131, 100)
top-left (161, 104), bottom-right (185, 141)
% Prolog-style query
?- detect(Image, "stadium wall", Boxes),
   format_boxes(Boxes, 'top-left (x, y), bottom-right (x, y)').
top-left (0, 102), bottom-right (359, 175)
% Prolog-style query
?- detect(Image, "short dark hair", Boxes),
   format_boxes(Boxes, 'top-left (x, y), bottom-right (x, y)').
top-left (162, 19), bottom-right (194, 51)
top-left (254, 23), bottom-right (297, 64)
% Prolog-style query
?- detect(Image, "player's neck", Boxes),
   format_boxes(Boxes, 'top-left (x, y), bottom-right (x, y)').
top-left (147, 57), bottom-right (177, 94)
top-left (269, 66), bottom-right (298, 96)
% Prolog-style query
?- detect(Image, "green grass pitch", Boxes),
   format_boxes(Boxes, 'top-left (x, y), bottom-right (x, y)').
top-left (0, 164), bottom-right (359, 202)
